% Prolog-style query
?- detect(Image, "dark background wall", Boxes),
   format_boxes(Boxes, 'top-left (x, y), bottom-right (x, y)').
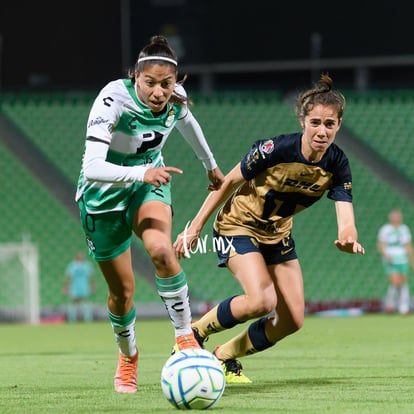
top-left (131, 1), bottom-right (414, 62)
top-left (1, 0), bottom-right (413, 91)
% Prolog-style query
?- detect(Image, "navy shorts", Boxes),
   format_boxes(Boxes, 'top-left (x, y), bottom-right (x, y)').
top-left (213, 230), bottom-right (297, 267)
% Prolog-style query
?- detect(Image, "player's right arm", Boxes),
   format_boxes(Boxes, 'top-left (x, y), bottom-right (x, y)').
top-left (83, 81), bottom-right (181, 186)
top-left (173, 163), bottom-right (244, 259)
top-left (333, 201), bottom-right (365, 255)
top-left (83, 139), bottom-right (182, 186)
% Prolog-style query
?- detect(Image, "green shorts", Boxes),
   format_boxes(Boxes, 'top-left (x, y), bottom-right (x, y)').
top-left (78, 181), bottom-right (172, 262)
top-left (383, 262), bottom-right (410, 276)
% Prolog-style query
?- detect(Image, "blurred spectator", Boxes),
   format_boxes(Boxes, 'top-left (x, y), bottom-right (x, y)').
top-left (62, 251), bottom-right (95, 322)
top-left (377, 209), bottom-right (414, 315)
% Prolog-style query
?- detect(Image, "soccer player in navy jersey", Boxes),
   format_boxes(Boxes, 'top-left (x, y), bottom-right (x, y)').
top-left (174, 74), bottom-right (365, 383)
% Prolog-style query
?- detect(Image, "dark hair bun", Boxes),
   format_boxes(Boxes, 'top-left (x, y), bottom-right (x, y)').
top-left (149, 35), bottom-right (169, 46)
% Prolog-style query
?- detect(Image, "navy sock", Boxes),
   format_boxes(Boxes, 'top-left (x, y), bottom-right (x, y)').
top-left (217, 295), bottom-right (242, 328)
top-left (248, 317), bottom-right (274, 351)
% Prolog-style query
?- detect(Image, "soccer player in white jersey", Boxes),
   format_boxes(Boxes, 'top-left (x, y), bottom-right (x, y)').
top-left (377, 209), bottom-right (414, 315)
top-left (76, 35), bottom-right (225, 393)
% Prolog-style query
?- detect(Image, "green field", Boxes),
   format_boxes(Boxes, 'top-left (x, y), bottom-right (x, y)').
top-left (1, 315), bottom-right (413, 413)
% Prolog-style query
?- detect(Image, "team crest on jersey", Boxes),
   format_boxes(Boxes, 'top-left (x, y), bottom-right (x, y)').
top-left (344, 182), bottom-right (352, 190)
top-left (165, 109), bottom-right (175, 127)
top-left (260, 140), bottom-right (274, 155)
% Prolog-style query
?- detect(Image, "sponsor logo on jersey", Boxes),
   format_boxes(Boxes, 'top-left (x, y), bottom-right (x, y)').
top-left (88, 116), bottom-right (109, 129)
top-left (260, 140), bottom-right (274, 155)
top-left (285, 178), bottom-right (322, 192)
top-left (245, 148), bottom-right (260, 171)
top-left (103, 96), bottom-right (114, 107)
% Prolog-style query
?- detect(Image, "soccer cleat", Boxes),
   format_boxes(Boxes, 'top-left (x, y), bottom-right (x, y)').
top-left (171, 328), bottom-right (205, 354)
top-left (114, 351), bottom-right (138, 393)
top-left (176, 332), bottom-right (202, 350)
top-left (192, 326), bottom-right (207, 348)
top-left (213, 346), bottom-right (252, 384)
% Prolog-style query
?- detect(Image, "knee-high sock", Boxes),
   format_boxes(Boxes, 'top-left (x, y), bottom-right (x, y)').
top-left (108, 306), bottom-right (137, 357)
top-left (385, 284), bottom-right (398, 311)
top-left (156, 271), bottom-right (192, 337)
top-left (216, 316), bottom-right (274, 360)
top-left (81, 301), bottom-right (93, 322)
top-left (398, 283), bottom-right (410, 314)
top-left (193, 296), bottom-right (242, 339)
top-left (67, 303), bottom-right (77, 322)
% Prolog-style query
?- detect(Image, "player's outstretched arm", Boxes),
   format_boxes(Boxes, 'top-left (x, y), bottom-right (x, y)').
top-left (334, 237), bottom-right (365, 254)
top-left (207, 167), bottom-right (225, 191)
top-left (174, 164), bottom-right (244, 259)
top-left (334, 201), bottom-right (365, 255)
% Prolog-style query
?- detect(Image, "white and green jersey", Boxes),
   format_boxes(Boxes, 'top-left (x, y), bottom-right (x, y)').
top-left (377, 223), bottom-right (412, 265)
top-left (76, 78), bottom-right (216, 214)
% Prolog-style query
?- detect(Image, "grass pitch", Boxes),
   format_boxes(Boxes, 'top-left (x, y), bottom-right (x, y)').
top-left (0, 314), bottom-right (413, 413)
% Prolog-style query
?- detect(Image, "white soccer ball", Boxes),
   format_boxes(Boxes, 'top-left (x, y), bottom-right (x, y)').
top-left (161, 348), bottom-right (226, 410)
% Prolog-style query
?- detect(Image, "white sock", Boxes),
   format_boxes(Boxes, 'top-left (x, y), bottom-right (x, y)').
top-left (398, 283), bottom-right (410, 314)
top-left (385, 285), bottom-right (398, 311)
top-left (113, 322), bottom-right (137, 356)
top-left (159, 284), bottom-right (192, 337)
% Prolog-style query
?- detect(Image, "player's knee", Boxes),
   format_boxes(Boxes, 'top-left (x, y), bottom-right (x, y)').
top-left (249, 294), bottom-right (277, 317)
top-left (109, 287), bottom-right (135, 306)
top-left (289, 314), bottom-right (304, 334)
top-left (146, 242), bottom-right (174, 268)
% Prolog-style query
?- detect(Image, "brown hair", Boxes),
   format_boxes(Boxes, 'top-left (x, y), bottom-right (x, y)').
top-left (295, 73), bottom-right (346, 120)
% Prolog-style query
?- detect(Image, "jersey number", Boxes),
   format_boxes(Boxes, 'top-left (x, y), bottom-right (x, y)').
top-left (263, 190), bottom-right (320, 219)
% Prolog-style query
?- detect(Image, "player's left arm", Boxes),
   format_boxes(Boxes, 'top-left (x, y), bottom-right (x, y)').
top-left (175, 109), bottom-right (225, 190)
top-left (334, 201), bottom-right (365, 255)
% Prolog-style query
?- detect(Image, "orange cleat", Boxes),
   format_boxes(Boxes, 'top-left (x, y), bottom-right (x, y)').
top-left (175, 333), bottom-right (202, 351)
top-left (114, 351), bottom-right (138, 393)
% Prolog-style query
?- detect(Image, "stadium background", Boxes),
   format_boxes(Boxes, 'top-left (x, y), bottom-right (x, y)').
top-left (0, 0), bottom-right (413, 322)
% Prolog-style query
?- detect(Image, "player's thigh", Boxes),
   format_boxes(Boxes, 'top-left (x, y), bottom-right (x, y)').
top-left (127, 180), bottom-right (173, 245)
top-left (270, 259), bottom-right (304, 320)
top-left (228, 252), bottom-right (275, 299)
top-left (78, 198), bottom-right (132, 261)
top-left (98, 248), bottom-right (135, 297)
top-left (133, 200), bottom-right (174, 247)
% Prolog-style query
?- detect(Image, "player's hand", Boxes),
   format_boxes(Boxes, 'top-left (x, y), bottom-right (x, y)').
top-left (144, 166), bottom-right (182, 187)
top-left (173, 226), bottom-right (201, 260)
top-left (334, 237), bottom-right (365, 255)
top-left (207, 167), bottom-right (225, 191)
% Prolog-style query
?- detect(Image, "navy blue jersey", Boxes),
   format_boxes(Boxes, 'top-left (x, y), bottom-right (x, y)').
top-left (214, 132), bottom-right (353, 243)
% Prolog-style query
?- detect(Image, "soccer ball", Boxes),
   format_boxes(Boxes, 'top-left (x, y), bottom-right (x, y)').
top-left (161, 348), bottom-right (226, 410)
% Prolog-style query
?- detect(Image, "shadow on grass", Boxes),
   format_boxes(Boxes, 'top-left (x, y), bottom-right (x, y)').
top-left (223, 375), bottom-right (414, 395)
top-left (223, 377), bottom-right (335, 395)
